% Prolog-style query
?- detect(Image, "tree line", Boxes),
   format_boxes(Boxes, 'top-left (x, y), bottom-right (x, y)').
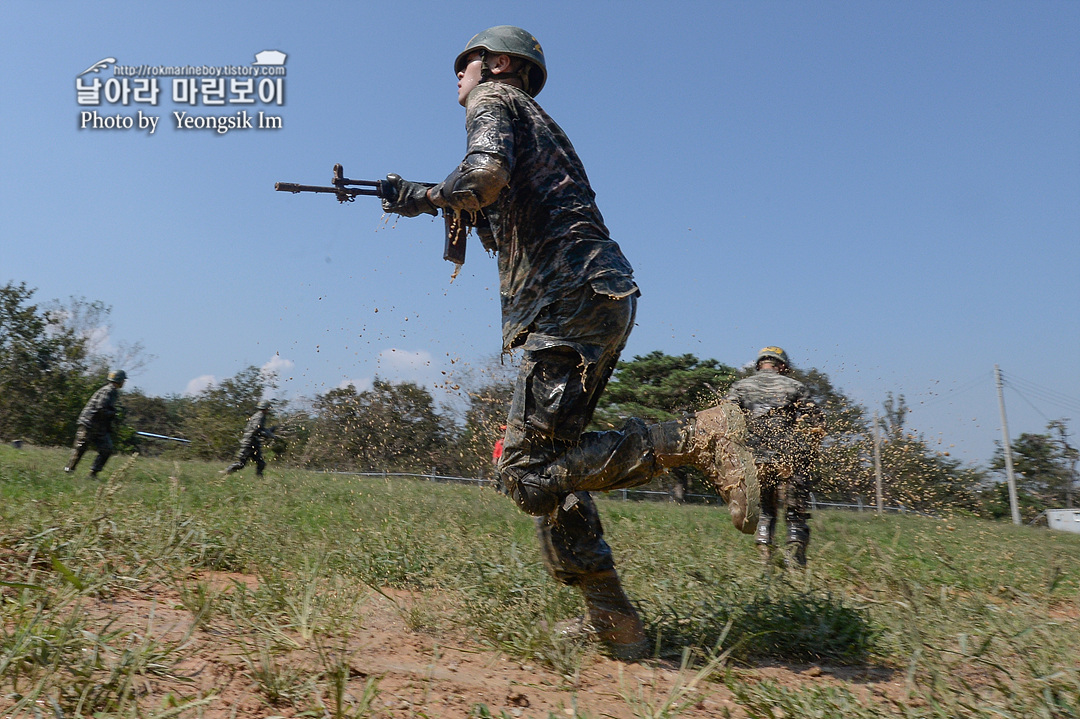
top-left (2, 281), bottom-right (1075, 520)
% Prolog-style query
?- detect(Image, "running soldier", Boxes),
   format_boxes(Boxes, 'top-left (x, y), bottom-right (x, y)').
top-left (726, 347), bottom-right (824, 567)
top-left (223, 400), bottom-right (277, 477)
top-left (65, 369), bottom-right (126, 478)
top-left (380, 26), bottom-right (758, 659)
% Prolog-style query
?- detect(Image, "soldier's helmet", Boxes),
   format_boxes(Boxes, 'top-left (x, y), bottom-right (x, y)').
top-left (108, 369), bottom-right (127, 383)
top-left (454, 26), bottom-right (547, 97)
top-left (257, 399), bottom-right (272, 411)
top-left (756, 347), bottom-right (790, 369)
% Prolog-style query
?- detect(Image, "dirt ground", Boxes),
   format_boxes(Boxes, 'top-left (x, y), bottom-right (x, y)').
top-left (2, 570), bottom-right (907, 718)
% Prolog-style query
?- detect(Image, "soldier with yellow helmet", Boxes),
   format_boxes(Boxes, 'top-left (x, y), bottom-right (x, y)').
top-left (726, 348), bottom-right (824, 567)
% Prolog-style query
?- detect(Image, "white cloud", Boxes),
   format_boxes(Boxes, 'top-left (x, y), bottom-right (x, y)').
top-left (376, 348), bottom-right (434, 377)
top-left (261, 353), bottom-right (295, 379)
top-left (334, 348), bottom-right (457, 401)
top-left (184, 374), bottom-right (216, 396)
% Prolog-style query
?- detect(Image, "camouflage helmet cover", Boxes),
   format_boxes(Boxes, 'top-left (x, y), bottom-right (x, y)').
top-left (257, 399), bottom-right (272, 410)
top-left (454, 25), bottom-right (547, 97)
top-left (108, 369), bottom-right (127, 383)
top-left (756, 347), bottom-right (791, 368)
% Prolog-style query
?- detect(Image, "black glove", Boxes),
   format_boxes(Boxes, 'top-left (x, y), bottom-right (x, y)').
top-left (381, 174), bottom-right (437, 217)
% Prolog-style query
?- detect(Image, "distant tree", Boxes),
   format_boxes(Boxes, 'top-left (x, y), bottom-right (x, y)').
top-left (987, 419), bottom-right (1077, 517)
top-left (0, 282), bottom-right (97, 445)
top-left (456, 378), bottom-right (514, 478)
top-left (589, 351), bottom-right (738, 500)
top-left (119, 390), bottom-right (187, 456)
top-left (865, 393), bottom-right (983, 513)
top-left (301, 379), bottom-right (453, 473)
top-left (877, 433), bottom-right (984, 513)
top-left (44, 295), bottom-right (155, 378)
top-left (591, 351), bottom-right (737, 429)
top-left (179, 366), bottom-right (275, 461)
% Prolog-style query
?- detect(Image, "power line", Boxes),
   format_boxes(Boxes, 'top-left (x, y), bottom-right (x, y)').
top-left (1003, 373), bottom-right (1080, 416)
top-left (1003, 371), bottom-right (1080, 407)
top-left (1007, 383), bottom-right (1052, 424)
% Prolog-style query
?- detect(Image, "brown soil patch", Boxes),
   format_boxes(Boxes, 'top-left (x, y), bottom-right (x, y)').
top-left (0, 576), bottom-right (908, 718)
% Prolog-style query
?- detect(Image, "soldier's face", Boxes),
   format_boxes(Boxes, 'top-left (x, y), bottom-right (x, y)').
top-left (457, 52), bottom-right (483, 106)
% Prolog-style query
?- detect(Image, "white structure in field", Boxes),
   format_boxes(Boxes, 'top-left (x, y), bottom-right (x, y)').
top-left (1046, 509), bottom-right (1080, 535)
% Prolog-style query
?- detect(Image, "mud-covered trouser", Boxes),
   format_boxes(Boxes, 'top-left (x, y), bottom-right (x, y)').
top-left (67, 426), bottom-right (113, 474)
top-left (754, 462), bottom-right (811, 548)
top-left (225, 442), bottom-right (266, 475)
top-left (501, 286), bottom-right (660, 585)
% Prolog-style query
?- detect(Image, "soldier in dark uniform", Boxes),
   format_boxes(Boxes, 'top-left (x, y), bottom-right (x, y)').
top-left (725, 348), bottom-right (824, 567)
top-left (65, 369), bottom-right (126, 478)
top-left (380, 26), bottom-right (758, 659)
top-left (223, 400), bottom-right (276, 477)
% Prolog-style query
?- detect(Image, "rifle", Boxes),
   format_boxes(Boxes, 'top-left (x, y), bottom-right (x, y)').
top-left (276, 164), bottom-right (468, 265)
top-left (134, 431), bottom-right (191, 444)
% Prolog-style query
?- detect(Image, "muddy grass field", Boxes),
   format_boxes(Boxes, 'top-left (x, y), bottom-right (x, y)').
top-left (2, 445), bottom-right (1079, 718)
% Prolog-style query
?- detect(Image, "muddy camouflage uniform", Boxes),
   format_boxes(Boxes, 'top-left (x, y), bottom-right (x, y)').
top-left (383, 29), bottom-right (759, 660)
top-left (725, 367), bottom-right (821, 564)
top-left (66, 382), bottom-right (122, 476)
top-left (432, 79), bottom-right (649, 578)
top-left (223, 409), bottom-right (275, 476)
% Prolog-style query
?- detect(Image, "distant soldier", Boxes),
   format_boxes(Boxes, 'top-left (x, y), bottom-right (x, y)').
top-left (223, 400), bottom-right (277, 477)
top-left (726, 348), bottom-right (824, 567)
top-left (65, 369), bottom-right (126, 478)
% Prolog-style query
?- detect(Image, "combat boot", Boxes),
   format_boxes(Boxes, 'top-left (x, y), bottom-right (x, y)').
top-left (577, 570), bottom-right (650, 661)
top-left (755, 513), bottom-right (776, 565)
top-left (692, 403), bottom-right (759, 533)
top-left (65, 446), bottom-right (86, 474)
top-left (784, 524), bottom-right (810, 568)
top-left (784, 542), bottom-right (807, 568)
top-left (648, 406), bottom-right (759, 533)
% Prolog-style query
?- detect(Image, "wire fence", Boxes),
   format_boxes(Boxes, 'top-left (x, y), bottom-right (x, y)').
top-left (323, 470), bottom-right (938, 518)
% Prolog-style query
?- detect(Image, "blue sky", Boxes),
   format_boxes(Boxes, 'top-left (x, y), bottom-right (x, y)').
top-left (2, 1), bottom-right (1077, 467)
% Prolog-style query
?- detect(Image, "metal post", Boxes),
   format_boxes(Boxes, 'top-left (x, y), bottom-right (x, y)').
top-left (995, 365), bottom-right (1022, 525)
top-left (1050, 420), bottom-right (1078, 509)
top-left (873, 411), bottom-right (884, 515)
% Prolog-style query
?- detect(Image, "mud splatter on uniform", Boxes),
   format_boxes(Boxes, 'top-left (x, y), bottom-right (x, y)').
top-left (430, 80), bottom-right (662, 584)
top-left (726, 368), bottom-right (822, 561)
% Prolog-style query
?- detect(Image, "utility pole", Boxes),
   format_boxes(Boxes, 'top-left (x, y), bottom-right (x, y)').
top-left (1049, 420), bottom-right (1078, 509)
top-left (873, 411), bottom-right (883, 515)
top-left (995, 365), bottom-right (1021, 525)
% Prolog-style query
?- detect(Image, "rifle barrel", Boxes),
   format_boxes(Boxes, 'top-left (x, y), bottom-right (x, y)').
top-left (135, 431), bottom-right (191, 444)
top-left (275, 182), bottom-right (382, 197)
top-left (336, 178), bottom-right (382, 189)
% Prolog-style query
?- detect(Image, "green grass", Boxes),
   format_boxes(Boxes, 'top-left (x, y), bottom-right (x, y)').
top-left (2, 444), bottom-right (1079, 717)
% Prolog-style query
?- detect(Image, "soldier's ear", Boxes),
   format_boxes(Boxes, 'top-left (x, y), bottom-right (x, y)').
top-left (490, 53), bottom-right (514, 75)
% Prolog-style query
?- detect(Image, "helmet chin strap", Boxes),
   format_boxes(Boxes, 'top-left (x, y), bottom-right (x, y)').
top-left (478, 49), bottom-right (493, 83)
top-left (516, 66), bottom-right (532, 94)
